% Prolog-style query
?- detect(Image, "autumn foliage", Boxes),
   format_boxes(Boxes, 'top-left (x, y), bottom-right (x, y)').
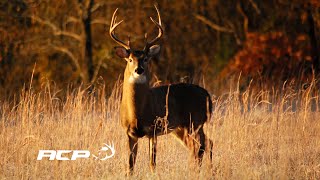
top-left (0, 1), bottom-right (319, 95)
top-left (220, 31), bottom-right (314, 84)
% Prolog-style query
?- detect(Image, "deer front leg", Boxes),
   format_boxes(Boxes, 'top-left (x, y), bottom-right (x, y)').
top-left (128, 136), bottom-right (138, 174)
top-left (149, 136), bottom-right (157, 172)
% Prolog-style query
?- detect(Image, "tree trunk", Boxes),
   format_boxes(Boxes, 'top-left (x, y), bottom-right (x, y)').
top-left (82, 0), bottom-right (94, 84)
top-left (307, 4), bottom-right (319, 73)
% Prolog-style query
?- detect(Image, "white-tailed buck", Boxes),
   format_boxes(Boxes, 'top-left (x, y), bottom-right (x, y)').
top-left (109, 5), bottom-right (213, 173)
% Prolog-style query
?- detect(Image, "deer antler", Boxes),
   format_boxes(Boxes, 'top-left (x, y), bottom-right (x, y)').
top-left (109, 8), bottom-right (130, 50)
top-left (143, 5), bottom-right (163, 52)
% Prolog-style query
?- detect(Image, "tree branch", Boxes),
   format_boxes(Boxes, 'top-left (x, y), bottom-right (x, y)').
top-left (90, 54), bottom-right (108, 84)
top-left (31, 15), bottom-right (58, 31)
top-left (65, 16), bottom-right (81, 25)
top-left (31, 15), bottom-right (83, 42)
top-left (237, 1), bottom-right (248, 35)
top-left (50, 44), bottom-right (86, 81)
top-left (49, 44), bottom-right (81, 72)
top-left (249, 0), bottom-right (261, 14)
top-left (53, 31), bottom-right (83, 42)
top-left (91, 18), bottom-right (109, 26)
top-left (91, 2), bottom-right (105, 13)
top-left (194, 14), bottom-right (234, 33)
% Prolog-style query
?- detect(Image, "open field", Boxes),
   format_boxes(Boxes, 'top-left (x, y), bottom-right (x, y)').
top-left (1, 80), bottom-right (320, 179)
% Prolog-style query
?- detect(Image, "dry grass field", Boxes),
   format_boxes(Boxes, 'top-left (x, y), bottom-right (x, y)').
top-left (1, 79), bottom-right (320, 179)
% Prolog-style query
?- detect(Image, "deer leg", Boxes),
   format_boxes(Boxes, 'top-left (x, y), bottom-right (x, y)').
top-left (171, 127), bottom-right (188, 149)
top-left (208, 138), bottom-right (213, 161)
top-left (149, 136), bottom-right (157, 172)
top-left (172, 128), bottom-right (197, 157)
top-left (128, 136), bottom-right (138, 174)
top-left (173, 127), bottom-right (208, 166)
top-left (197, 127), bottom-right (206, 166)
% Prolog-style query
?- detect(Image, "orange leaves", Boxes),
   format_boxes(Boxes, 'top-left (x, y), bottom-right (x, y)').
top-left (221, 31), bottom-right (312, 79)
top-left (310, 0), bottom-right (320, 7)
top-left (301, 12), bottom-right (308, 24)
top-left (296, 35), bottom-right (307, 41)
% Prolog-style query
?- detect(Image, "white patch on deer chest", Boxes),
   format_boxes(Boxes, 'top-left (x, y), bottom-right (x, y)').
top-left (128, 73), bottom-right (147, 84)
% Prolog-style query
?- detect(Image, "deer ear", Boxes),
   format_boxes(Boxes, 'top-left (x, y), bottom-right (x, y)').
top-left (148, 45), bottom-right (161, 57)
top-left (114, 47), bottom-right (129, 58)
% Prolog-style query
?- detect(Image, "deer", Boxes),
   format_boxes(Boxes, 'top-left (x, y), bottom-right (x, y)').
top-left (109, 5), bottom-right (213, 174)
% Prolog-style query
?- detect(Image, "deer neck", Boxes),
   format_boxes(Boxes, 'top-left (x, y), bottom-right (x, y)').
top-left (122, 66), bottom-right (150, 118)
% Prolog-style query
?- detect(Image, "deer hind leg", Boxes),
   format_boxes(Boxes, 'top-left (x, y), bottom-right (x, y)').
top-left (208, 138), bottom-right (213, 161)
top-left (197, 127), bottom-right (206, 165)
top-left (171, 127), bottom-right (189, 149)
top-left (149, 136), bottom-right (157, 173)
top-left (128, 136), bottom-right (138, 175)
top-left (172, 127), bottom-right (212, 166)
top-left (171, 128), bottom-right (198, 160)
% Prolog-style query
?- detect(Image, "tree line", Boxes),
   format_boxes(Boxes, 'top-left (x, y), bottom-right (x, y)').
top-left (0, 0), bottom-right (319, 97)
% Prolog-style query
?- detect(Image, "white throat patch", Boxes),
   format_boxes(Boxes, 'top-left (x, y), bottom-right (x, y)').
top-left (128, 73), bottom-right (147, 84)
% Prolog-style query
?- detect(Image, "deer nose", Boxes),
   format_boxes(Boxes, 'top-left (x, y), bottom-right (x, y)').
top-left (135, 68), bottom-right (144, 75)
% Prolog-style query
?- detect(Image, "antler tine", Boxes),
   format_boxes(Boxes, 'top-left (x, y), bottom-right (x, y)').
top-left (144, 33), bottom-right (148, 43)
top-left (109, 8), bottom-right (130, 50)
top-left (144, 5), bottom-right (163, 51)
top-left (151, 5), bottom-right (162, 31)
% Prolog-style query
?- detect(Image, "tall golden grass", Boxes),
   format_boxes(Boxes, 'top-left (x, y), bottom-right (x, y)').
top-left (0, 78), bottom-right (319, 179)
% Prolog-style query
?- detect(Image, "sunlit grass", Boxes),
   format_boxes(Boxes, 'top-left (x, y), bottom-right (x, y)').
top-left (0, 79), bottom-right (320, 179)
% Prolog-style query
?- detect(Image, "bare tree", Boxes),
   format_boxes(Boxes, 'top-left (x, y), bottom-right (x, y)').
top-left (29, 0), bottom-right (108, 84)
